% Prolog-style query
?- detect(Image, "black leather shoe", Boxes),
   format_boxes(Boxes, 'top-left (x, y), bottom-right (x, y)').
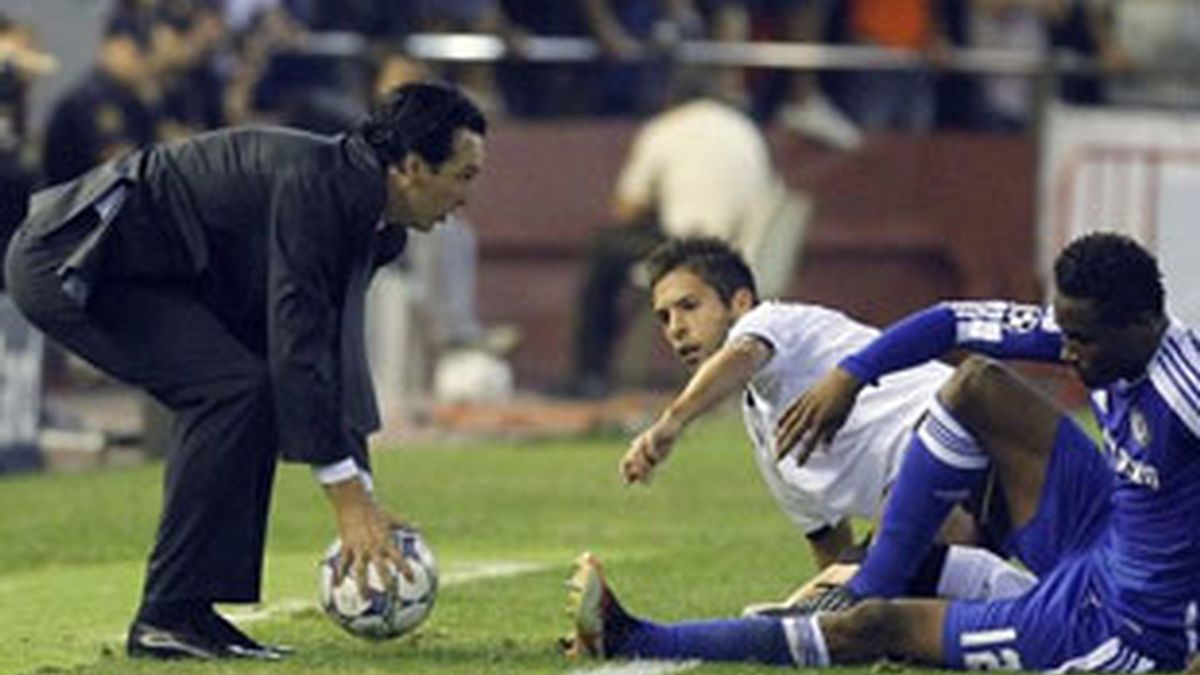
top-left (226, 643), bottom-right (286, 661)
top-left (126, 621), bottom-right (226, 660)
top-left (203, 611), bottom-right (291, 660)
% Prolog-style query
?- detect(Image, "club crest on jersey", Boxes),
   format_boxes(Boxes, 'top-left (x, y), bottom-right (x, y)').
top-left (1130, 408), bottom-right (1152, 448)
top-left (1112, 444), bottom-right (1160, 490)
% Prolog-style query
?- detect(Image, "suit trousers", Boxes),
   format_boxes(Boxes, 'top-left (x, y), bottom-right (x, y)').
top-left (572, 222), bottom-right (665, 382)
top-left (4, 205), bottom-right (278, 606)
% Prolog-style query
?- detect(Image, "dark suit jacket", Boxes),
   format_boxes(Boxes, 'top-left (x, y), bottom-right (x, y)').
top-left (19, 126), bottom-right (408, 468)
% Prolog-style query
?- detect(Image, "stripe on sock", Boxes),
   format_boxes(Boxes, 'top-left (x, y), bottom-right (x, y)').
top-left (781, 616), bottom-right (830, 667)
top-left (917, 402), bottom-right (989, 471)
top-left (781, 616), bottom-right (805, 665)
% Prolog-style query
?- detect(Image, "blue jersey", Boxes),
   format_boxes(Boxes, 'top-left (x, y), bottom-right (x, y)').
top-left (843, 301), bottom-right (1200, 660)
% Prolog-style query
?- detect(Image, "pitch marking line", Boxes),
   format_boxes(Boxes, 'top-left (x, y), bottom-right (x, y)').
top-left (567, 660), bottom-right (701, 675)
top-left (225, 560), bottom-right (554, 625)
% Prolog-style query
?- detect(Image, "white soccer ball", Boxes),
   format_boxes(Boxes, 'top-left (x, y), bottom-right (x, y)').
top-left (318, 527), bottom-right (438, 640)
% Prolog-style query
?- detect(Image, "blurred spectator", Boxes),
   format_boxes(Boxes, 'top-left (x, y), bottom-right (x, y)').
top-left (371, 54), bottom-right (520, 366)
top-left (401, 1), bottom-right (520, 114)
top-left (0, 12), bottom-right (56, 253)
top-left (1045, 0), bottom-right (1122, 105)
top-left (836, 0), bottom-right (951, 131)
top-left (0, 12), bottom-right (56, 474)
top-left (286, 0), bottom-right (519, 113)
top-left (301, 0), bottom-right (411, 38)
top-left (42, 17), bottom-right (160, 186)
top-left (108, 0), bottom-right (159, 47)
top-left (247, 48), bottom-right (370, 132)
top-left (708, 0), bottom-right (863, 150)
top-left (579, 0), bottom-right (703, 116)
top-left (929, 0), bottom-right (976, 129)
top-left (500, 0), bottom-right (679, 117)
top-left (1105, 0), bottom-right (1200, 109)
top-left (224, 0), bottom-right (285, 32)
top-left (155, 0), bottom-right (230, 139)
top-left (497, 0), bottom-right (592, 117)
top-left (563, 70), bottom-right (800, 397)
top-left (968, 0), bottom-right (1053, 130)
top-left (222, 3), bottom-right (308, 125)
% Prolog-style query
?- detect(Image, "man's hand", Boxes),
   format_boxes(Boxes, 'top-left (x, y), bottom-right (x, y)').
top-left (620, 415), bottom-right (682, 484)
top-left (774, 366), bottom-right (863, 464)
top-left (325, 478), bottom-right (413, 597)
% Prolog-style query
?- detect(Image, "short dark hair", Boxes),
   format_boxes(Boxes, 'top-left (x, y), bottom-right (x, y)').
top-left (359, 81), bottom-right (486, 168)
top-left (1054, 232), bottom-right (1164, 324)
top-left (646, 237), bottom-right (757, 304)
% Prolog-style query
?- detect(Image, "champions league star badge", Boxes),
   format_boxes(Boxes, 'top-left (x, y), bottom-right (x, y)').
top-left (1131, 408), bottom-right (1152, 448)
top-left (1005, 305), bottom-right (1042, 333)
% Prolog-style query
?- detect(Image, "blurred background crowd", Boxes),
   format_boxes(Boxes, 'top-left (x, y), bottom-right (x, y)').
top-left (4, 0), bottom-right (1200, 468)
top-left (4, 0), bottom-right (1200, 191)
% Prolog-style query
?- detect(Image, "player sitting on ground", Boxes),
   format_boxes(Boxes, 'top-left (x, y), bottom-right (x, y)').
top-left (565, 232), bottom-right (1200, 671)
top-left (613, 237), bottom-right (1033, 616)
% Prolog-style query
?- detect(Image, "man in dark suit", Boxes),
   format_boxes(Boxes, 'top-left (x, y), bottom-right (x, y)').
top-left (4, 81), bottom-right (487, 660)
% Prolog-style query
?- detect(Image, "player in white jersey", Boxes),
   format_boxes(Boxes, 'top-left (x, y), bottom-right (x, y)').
top-left (617, 237), bottom-right (1032, 603)
top-left (566, 233), bottom-right (1200, 672)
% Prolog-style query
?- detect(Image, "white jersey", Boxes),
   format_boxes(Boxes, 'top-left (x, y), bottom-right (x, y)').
top-left (728, 302), bottom-right (952, 534)
top-left (615, 99), bottom-right (776, 241)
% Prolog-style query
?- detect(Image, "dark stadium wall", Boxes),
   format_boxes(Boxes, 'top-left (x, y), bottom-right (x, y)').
top-left (465, 122), bottom-right (1038, 389)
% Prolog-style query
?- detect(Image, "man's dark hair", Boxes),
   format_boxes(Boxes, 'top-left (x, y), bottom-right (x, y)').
top-left (360, 81), bottom-right (486, 168)
top-left (1054, 232), bottom-right (1164, 324)
top-left (646, 237), bottom-right (758, 304)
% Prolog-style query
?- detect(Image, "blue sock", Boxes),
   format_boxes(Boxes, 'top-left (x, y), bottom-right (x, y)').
top-left (611, 614), bottom-right (826, 666)
top-left (849, 399), bottom-right (990, 599)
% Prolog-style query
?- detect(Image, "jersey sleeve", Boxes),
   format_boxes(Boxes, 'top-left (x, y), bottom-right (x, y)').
top-left (841, 301), bottom-right (1064, 385)
top-left (1148, 328), bottom-right (1200, 441)
top-left (726, 304), bottom-right (796, 369)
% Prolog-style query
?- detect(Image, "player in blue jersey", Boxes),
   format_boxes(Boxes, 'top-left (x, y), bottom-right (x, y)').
top-left (565, 232), bottom-right (1200, 671)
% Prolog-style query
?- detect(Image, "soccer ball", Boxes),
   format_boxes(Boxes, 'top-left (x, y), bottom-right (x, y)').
top-left (318, 527), bottom-right (438, 640)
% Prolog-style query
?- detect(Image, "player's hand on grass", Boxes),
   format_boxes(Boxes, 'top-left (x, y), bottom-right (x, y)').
top-left (775, 366), bottom-right (863, 464)
top-left (326, 478), bottom-right (415, 596)
top-left (621, 415), bottom-right (681, 484)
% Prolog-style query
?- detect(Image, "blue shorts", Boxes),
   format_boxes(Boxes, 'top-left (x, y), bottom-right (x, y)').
top-left (1003, 418), bottom-right (1112, 577)
top-left (941, 419), bottom-right (1173, 671)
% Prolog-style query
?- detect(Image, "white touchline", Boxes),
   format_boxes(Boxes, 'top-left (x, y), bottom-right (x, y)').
top-left (223, 560), bottom-right (555, 625)
top-left (567, 660), bottom-right (701, 675)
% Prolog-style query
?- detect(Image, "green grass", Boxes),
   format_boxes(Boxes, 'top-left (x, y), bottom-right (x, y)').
top-left (0, 416), bottom-right (896, 675)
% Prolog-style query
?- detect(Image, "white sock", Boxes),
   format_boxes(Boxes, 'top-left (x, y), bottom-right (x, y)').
top-left (936, 545), bottom-right (1036, 601)
top-left (782, 615), bottom-right (831, 667)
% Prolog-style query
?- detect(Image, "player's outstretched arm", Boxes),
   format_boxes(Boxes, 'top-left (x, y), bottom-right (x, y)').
top-left (620, 335), bottom-right (772, 484)
top-left (774, 304), bottom-right (956, 462)
top-left (774, 304), bottom-right (955, 462)
top-left (775, 301), bottom-right (1063, 463)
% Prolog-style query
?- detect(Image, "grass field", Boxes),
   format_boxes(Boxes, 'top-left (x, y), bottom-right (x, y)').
top-left (0, 414), bottom-right (903, 675)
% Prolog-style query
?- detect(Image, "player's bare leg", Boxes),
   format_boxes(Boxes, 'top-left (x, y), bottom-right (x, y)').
top-left (939, 356), bottom-right (1062, 530)
top-left (846, 356), bottom-right (1063, 599)
top-left (819, 598), bottom-right (948, 666)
